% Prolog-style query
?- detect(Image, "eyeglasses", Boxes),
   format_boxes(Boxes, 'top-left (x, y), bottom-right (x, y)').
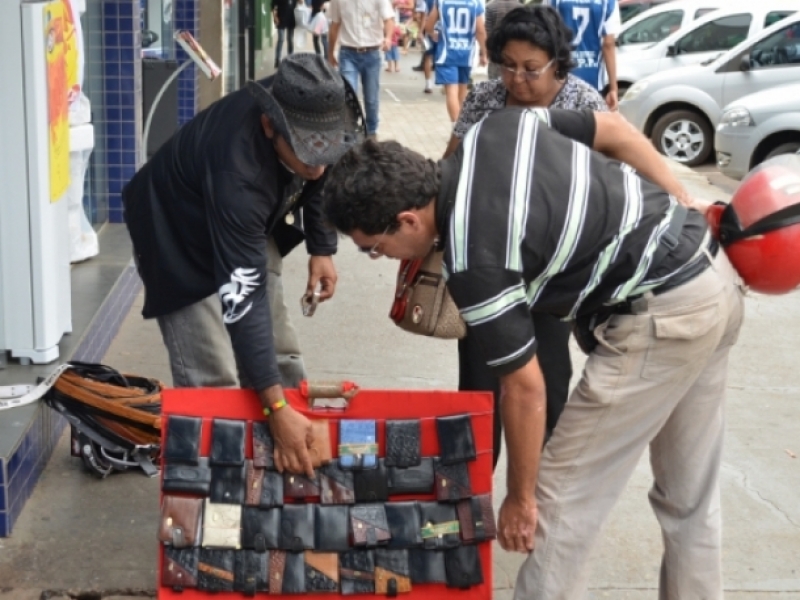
top-left (358, 224), bottom-right (391, 259)
top-left (499, 58), bottom-right (555, 81)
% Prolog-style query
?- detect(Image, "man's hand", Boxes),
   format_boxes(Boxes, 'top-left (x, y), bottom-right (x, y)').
top-left (497, 494), bottom-right (538, 553)
top-left (308, 255), bottom-right (337, 301)
top-left (269, 406), bottom-right (316, 478)
top-left (605, 89), bottom-right (619, 112)
top-left (328, 54), bottom-right (339, 68)
top-left (479, 51), bottom-right (488, 67)
top-left (382, 36), bottom-right (392, 51)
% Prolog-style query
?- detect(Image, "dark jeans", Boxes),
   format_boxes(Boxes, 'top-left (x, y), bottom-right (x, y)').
top-left (313, 34), bottom-right (328, 59)
top-left (458, 312), bottom-right (573, 468)
top-left (275, 27), bottom-right (294, 66)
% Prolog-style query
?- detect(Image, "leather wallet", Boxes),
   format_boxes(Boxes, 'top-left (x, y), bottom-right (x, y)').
top-left (269, 550), bottom-right (306, 594)
top-left (350, 503), bottom-right (391, 547)
top-left (385, 501), bottom-right (422, 549)
top-left (434, 458), bottom-right (472, 502)
top-left (418, 501), bottom-right (460, 550)
top-left (435, 414), bottom-right (476, 465)
top-left (309, 419), bottom-right (333, 468)
top-left (445, 544), bottom-right (483, 589)
top-left (241, 506), bottom-right (280, 552)
top-left (234, 549), bottom-right (268, 594)
top-left (385, 420), bottom-right (421, 468)
top-left (339, 549), bottom-right (375, 595)
top-left (210, 418), bottom-right (246, 466)
top-left (159, 495), bottom-right (203, 548)
top-left (245, 460), bottom-right (284, 507)
top-left (354, 459), bottom-right (389, 502)
top-left (252, 421), bottom-right (275, 470)
top-left (339, 420), bottom-right (378, 470)
top-left (197, 548), bottom-right (235, 592)
top-left (162, 458), bottom-right (211, 496)
top-left (457, 493), bottom-right (497, 543)
top-left (387, 458), bottom-right (434, 495)
top-left (280, 504), bottom-right (316, 551)
top-left (305, 551), bottom-right (339, 592)
top-left (284, 471), bottom-right (321, 499)
top-left (162, 546), bottom-right (199, 590)
top-left (202, 499), bottom-right (242, 549)
top-left (408, 549), bottom-right (446, 584)
top-left (210, 464), bottom-right (247, 504)
top-left (314, 505), bottom-right (351, 552)
top-left (319, 463), bottom-right (355, 505)
top-left (374, 548), bottom-right (412, 595)
top-left (163, 415), bottom-right (202, 465)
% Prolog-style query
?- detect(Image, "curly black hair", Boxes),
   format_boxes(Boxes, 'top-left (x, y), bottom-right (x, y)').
top-left (487, 5), bottom-right (575, 80)
top-left (324, 139), bottom-right (440, 235)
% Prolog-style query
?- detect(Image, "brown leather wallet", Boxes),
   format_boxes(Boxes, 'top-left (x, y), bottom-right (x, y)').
top-left (159, 496), bottom-right (203, 548)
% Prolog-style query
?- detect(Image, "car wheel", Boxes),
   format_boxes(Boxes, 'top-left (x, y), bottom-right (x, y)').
top-left (651, 110), bottom-right (713, 167)
top-left (765, 141), bottom-right (800, 161)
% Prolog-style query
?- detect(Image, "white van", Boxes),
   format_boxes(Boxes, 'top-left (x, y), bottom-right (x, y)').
top-left (615, 0), bottom-right (797, 95)
top-left (616, 0), bottom-right (723, 54)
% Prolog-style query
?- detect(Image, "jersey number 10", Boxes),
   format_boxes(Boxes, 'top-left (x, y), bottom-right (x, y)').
top-left (445, 6), bottom-right (472, 34)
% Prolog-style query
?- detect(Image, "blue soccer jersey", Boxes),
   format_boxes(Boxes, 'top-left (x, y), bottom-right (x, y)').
top-left (547, 0), bottom-right (618, 89)
top-left (433, 0), bottom-right (484, 67)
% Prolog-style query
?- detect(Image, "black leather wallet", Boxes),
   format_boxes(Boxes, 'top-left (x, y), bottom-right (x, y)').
top-left (385, 501), bottom-right (423, 549)
top-left (210, 419), bottom-right (246, 466)
top-left (433, 458), bottom-right (472, 502)
top-left (314, 505), bottom-right (351, 552)
top-left (436, 414), bottom-right (476, 465)
top-left (304, 551), bottom-right (339, 592)
top-left (269, 550), bottom-right (306, 594)
top-left (418, 501), bottom-right (461, 550)
top-left (374, 548), bottom-right (412, 595)
top-left (210, 464), bottom-right (247, 504)
top-left (245, 461), bottom-right (284, 508)
top-left (354, 459), bottom-right (389, 503)
top-left (445, 544), bottom-right (483, 588)
top-left (385, 420), bottom-right (422, 468)
top-left (162, 546), bottom-right (199, 590)
top-left (387, 458), bottom-right (434, 495)
top-left (251, 421), bottom-right (275, 470)
top-left (197, 548), bottom-right (235, 592)
top-left (319, 463), bottom-right (356, 505)
top-left (163, 415), bottom-right (202, 465)
top-left (339, 549), bottom-right (375, 595)
top-left (280, 504), bottom-right (315, 551)
top-left (234, 549), bottom-right (268, 595)
top-left (408, 549), bottom-right (446, 584)
top-left (350, 503), bottom-right (391, 548)
top-left (162, 458), bottom-right (211, 496)
top-left (241, 506), bottom-right (281, 552)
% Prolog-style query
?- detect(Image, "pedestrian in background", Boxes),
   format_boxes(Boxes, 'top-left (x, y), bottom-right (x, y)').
top-left (273, 0), bottom-right (298, 68)
top-left (385, 22), bottom-right (404, 71)
top-left (484, 0), bottom-right (522, 79)
top-left (443, 4), bottom-right (608, 466)
top-left (310, 0), bottom-right (329, 59)
top-left (425, 0), bottom-right (487, 123)
top-left (327, 0), bottom-right (396, 138)
top-left (545, 0), bottom-right (620, 110)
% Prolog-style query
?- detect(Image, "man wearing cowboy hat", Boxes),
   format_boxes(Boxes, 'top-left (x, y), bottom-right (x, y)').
top-left (123, 53), bottom-right (364, 476)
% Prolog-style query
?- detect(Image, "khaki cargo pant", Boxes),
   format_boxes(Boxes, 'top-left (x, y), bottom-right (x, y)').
top-left (514, 251), bottom-right (745, 600)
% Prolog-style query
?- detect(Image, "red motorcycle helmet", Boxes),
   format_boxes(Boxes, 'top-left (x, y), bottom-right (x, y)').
top-left (706, 154), bottom-right (800, 294)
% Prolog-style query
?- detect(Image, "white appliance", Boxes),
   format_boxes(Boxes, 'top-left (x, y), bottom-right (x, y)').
top-left (0, 0), bottom-right (73, 364)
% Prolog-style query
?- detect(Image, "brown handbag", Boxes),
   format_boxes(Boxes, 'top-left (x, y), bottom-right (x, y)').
top-left (390, 251), bottom-right (466, 340)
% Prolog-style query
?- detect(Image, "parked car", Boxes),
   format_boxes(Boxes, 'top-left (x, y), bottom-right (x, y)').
top-left (614, 0), bottom-right (797, 97)
top-left (715, 83), bottom-right (800, 180)
top-left (617, 0), bottom-right (721, 55)
top-left (619, 12), bottom-right (800, 166)
top-left (619, 0), bottom-right (675, 23)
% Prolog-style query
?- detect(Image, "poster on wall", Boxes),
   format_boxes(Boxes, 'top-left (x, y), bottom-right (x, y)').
top-left (43, 0), bottom-right (78, 202)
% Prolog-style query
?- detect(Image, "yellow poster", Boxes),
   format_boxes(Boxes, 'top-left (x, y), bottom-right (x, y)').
top-left (44, 0), bottom-right (70, 202)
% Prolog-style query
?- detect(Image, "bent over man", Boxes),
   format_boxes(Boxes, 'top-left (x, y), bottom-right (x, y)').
top-left (323, 108), bottom-right (744, 599)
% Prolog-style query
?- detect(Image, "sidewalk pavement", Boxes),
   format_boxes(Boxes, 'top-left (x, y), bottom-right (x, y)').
top-left (1, 50), bottom-right (799, 599)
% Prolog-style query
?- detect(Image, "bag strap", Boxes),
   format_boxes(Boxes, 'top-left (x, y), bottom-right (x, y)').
top-left (0, 363), bottom-right (74, 411)
top-left (719, 201), bottom-right (800, 246)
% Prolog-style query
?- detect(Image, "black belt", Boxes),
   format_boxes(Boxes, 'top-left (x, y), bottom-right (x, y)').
top-left (341, 45), bottom-right (380, 52)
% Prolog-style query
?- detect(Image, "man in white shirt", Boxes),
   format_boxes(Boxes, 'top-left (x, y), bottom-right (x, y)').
top-left (328, 0), bottom-right (395, 137)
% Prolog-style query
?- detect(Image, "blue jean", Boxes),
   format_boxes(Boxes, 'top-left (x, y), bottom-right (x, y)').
top-left (339, 47), bottom-right (381, 135)
top-left (275, 28), bottom-right (294, 66)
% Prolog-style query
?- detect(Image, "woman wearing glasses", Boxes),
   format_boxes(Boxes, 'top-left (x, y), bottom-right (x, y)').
top-left (444, 5), bottom-right (607, 466)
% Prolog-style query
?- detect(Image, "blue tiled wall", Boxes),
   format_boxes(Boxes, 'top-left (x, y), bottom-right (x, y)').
top-left (174, 0), bottom-right (200, 124)
top-left (103, 0), bottom-right (143, 223)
